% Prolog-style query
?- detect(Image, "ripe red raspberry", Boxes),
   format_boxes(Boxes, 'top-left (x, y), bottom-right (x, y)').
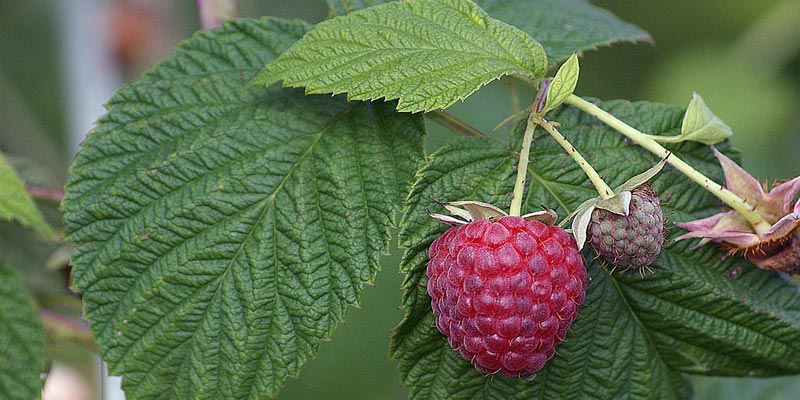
top-left (587, 183), bottom-right (664, 270)
top-left (427, 215), bottom-right (587, 378)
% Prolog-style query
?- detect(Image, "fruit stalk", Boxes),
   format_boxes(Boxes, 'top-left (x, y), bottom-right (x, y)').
top-left (509, 114), bottom-right (537, 216)
top-left (534, 117), bottom-right (615, 200)
top-left (565, 94), bottom-right (772, 235)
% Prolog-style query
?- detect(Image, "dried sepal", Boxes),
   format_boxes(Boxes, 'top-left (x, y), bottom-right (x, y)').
top-left (595, 191), bottom-right (631, 215)
top-left (566, 156), bottom-right (667, 250)
top-left (430, 200), bottom-right (557, 227)
top-left (521, 209), bottom-right (558, 225)
top-left (615, 155), bottom-right (668, 194)
top-left (676, 148), bottom-right (800, 273)
top-left (570, 201), bottom-right (596, 250)
top-left (430, 200), bottom-right (508, 226)
top-left (445, 201), bottom-right (507, 221)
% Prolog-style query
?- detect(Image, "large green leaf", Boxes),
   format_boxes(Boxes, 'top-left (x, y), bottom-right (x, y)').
top-left (0, 151), bottom-right (53, 238)
top-left (257, 0), bottom-right (548, 112)
top-left (391, 99), bottom-right (800, 399)
top-left (477, 0), bottom-right (651, 64)
top-left (0, 262), bottom-right (47, 400)
top-left (62, 18), bottom-right (425, 399)
top-left (326, 0), bottom-right (651, 65)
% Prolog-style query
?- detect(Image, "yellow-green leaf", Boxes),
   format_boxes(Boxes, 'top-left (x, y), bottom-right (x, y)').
top-left (258, 0), bottom-right (548, 112)
top-left (0, 152), bottom-right (54, 238)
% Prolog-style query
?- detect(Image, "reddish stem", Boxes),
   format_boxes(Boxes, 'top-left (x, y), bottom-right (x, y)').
top-left (26, 186), bottom-right (65, 203)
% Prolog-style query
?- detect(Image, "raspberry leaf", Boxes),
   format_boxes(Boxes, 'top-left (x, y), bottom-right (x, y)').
top-left (0, 151), bottom-right (54, 239)
top-left (256, 0), bottom-right (548, 112)
top-left (541, 53), bottom-right (580, 115)
top-left (62, 18), bottom-right (424, 399)
top-left (394, 99), bottom-right (800, 399)
top-left (327, 0), bottom-right (652, 65)
top-left (0, 262), bottom-right (47, 400)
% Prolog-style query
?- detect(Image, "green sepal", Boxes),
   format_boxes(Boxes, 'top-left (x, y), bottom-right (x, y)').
top-left (679, 93), bottom-right (733, 145)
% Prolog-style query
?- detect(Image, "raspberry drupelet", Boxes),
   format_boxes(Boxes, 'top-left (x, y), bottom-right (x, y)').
top-left (427, 215), bottom-right (586, 378)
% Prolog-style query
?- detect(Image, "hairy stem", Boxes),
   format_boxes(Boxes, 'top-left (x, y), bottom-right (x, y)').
top-left (565, 94), bottom-right (772, 234)
top-left (427, 110), bottom-right (486, 137)
top-left (535, 117), bottom-right (615, 199)
top-left (509, 114), bottom-right (537, 216)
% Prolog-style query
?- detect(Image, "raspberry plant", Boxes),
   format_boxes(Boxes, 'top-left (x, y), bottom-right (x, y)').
top-left (2, 0), bottom-right (800, 399)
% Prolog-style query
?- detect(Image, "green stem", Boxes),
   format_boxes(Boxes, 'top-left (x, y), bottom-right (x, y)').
top-left (565, 94), bottom-right (772, 234)
top-left (27, 186), bottom-right (65, 203)
top-left (535, 117), bottom-right (615, 199)
top-left (509, 113), bottom-right (537, 216)
top-left (39, 308), bottom-right (96, 350)
top-left (427, 110), bottom-right (486, 137)
top-left (647, 134), bottom-right (684, 143)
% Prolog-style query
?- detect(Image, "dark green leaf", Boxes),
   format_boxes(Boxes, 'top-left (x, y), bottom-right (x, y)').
top-left (0, 262), bottom-right (47, 400)
top-left (257, 0), bottom-right (548, 112)
top-left (391, 99), bottom-right (800, 399)
top-left (477, 0), bottom-right (652, 64)
top-left (63, 18), bottom-right (425, 399)
top-left (327, 0), bottom-right (652, 65)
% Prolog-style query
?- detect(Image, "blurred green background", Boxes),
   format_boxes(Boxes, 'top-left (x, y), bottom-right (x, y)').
top-left (1, 1), bottom-right (798, 399)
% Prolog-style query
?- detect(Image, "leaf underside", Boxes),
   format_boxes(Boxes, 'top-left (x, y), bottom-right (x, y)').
top-left (326, 0), bottom-right (652, 65)
top-left (258, 0), bottom-right (548, 113)
top-left (0, 263), bottom-right (47, 400)
top-left (63, 18), bottom-right (425, 399)
top-left (391, 99), bottom-right (800, 399)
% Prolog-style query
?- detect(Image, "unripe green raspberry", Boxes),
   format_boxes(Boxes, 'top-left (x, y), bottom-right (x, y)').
top-left (587, 183), bottom-right (664, 270)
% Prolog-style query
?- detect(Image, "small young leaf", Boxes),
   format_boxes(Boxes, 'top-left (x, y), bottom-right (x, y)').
top-left (680, 92), bottom-right (733, 145)
top-left (63, 18), bottom-right (425, 399)
top-left (0, 152), bottom-right (54, 238)
top-left (540, 53), bottom-right (579, 114)
top-left (0, 262), bottom-right (47, 400)
top-left (392, 99), bottom-right (800, 399)
top-left (328, 0), bottom-right (652, 65)
top-left (257, 0), bottom-right (548, 112)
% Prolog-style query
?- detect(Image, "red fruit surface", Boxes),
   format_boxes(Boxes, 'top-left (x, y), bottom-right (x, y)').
top-left (427, 216), bottom-right (587, 378)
